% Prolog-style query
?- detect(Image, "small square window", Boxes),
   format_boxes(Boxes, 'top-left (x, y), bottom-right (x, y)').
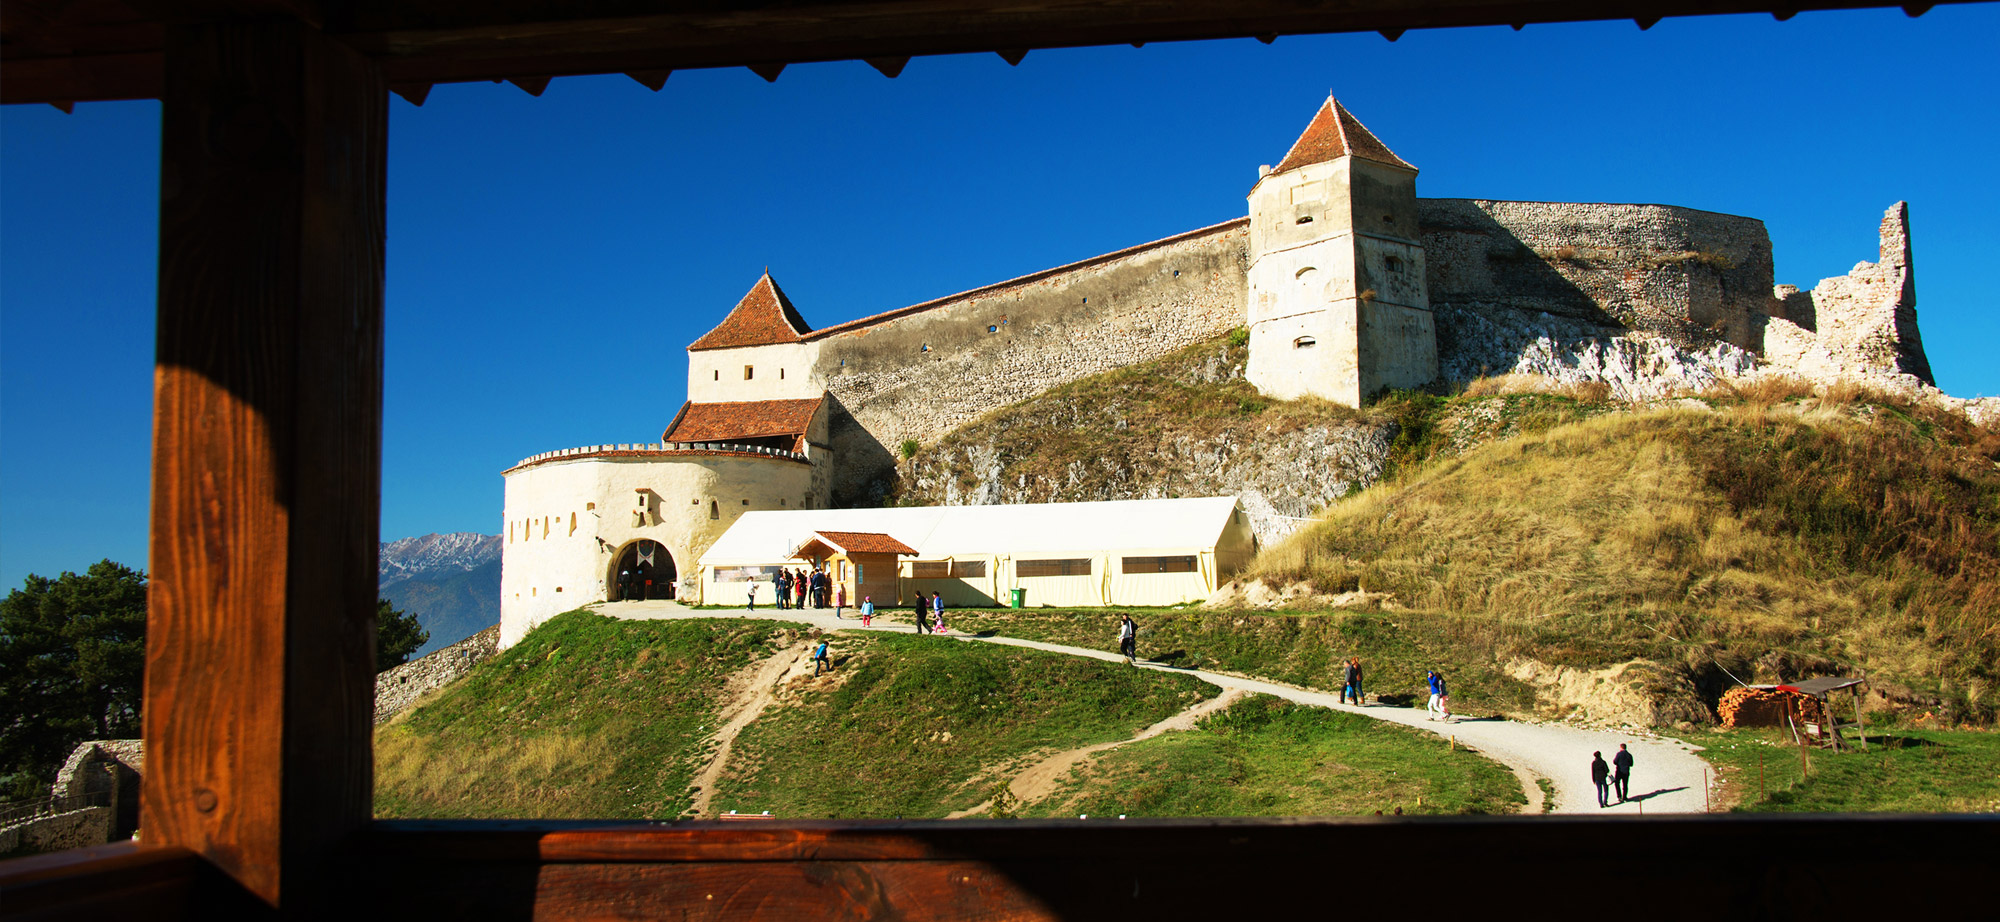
top-left (744, 366), bottom-right (754, 380)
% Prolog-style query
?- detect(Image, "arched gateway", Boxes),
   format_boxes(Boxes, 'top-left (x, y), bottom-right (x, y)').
top-left (609, 539), bottom-right (676, 601)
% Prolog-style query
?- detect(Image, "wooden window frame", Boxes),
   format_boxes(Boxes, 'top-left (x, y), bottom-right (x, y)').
top-left (2, 5), bottom-right (1993, 920)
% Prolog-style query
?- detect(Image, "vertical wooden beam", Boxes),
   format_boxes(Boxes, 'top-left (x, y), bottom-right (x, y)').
top-left (146, 19), bottom-right (385, 910)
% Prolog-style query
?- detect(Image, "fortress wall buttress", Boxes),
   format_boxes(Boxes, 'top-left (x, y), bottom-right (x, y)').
top-left (810, 220), bottom-right (1251, 504)
top-left (1418, 199), bottom-right (1777, 351)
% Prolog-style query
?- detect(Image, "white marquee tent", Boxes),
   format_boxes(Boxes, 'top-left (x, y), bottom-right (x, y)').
top-left (698, 496), bottom-right (1256, 608)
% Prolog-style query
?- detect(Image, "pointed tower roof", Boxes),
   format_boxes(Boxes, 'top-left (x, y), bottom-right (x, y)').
top-left (1271, 97), bottom-right (1415, 175)
top-left (688, 272), bottom-right (813, 351)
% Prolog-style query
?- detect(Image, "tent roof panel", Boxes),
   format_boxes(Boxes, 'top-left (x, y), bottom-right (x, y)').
top-left (699, 497), bottom-right (1241, 565)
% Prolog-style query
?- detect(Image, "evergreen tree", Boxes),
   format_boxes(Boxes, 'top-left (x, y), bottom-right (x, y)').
top-left (376, 598), bottom-right (429, 671)
top-left (0, 560), bottom-right (147, 799)
top-left (2, 559), bottom-right (432, 797)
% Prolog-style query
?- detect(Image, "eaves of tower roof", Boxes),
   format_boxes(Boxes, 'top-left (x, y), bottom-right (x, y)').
top-left (661, 396), bottom-right (824, 444)
top-left (1271, 97), bottom-right (1415, 175)
top-left (688, 273), bottom-right (813, 351)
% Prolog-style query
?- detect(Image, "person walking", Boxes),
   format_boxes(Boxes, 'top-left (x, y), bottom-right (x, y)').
top-left (1341, 657), bottom-right (1364, 706)
top-left (794, 568), bottom-right (807, 610)
top-left (861, 596), bottom-right (875, 627)
top-left (1591, 751), bottom-right (1612, 808)
top-left (1117, 615), bottom-right (1138, 665)
top-left (746, 582), bottom-right (758, 611)
top-left (1425, 670), bottom-right (1444, 720)
top-left (912, 592), bottom-right (930, 634)
top-left (1612, 743), bottom-right (1634, 803)
top-left (931, 591), bottom-right (947, 634)
top-left (812, 638), bottom-right (831, 677)
top-left (774, 569), bottom-right (789, 611)
top-left (1435, 670), bottom-right (1453, 721)
top-left (834, 580), bottom-right (847, 619)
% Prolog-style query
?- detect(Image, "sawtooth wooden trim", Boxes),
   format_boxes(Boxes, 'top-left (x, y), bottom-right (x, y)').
top-left (1, 1), bottom-right (1976, 105)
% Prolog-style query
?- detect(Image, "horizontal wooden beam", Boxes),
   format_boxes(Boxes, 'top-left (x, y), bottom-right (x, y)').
top-left (353, 814), bottom-right (2000, 919)
top-left (0, 843), bottom-right (200, 921)
top-left (2, 0), bottom-right (1979, 105)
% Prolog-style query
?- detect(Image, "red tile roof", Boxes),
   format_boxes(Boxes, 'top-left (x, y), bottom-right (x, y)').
top-left (688, 272), bottom-right (812, 351)
top-left (1271, 97), bottom-right (1415, 175)
top-left (804, 531), bottom-right (919, 556)
top-left (661, 397), bottom-right (823, 444)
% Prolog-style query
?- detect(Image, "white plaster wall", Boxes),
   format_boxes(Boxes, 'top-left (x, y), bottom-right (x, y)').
top-left (500, 452), bottom-right (817, 647)
top-left (1247, 237), bottom-right (1357, 325)
top-left (1359, 301), bottom-right (1439, 395)
top-left (687, 341), bottom-right (824, 404)
top-left (1248, 160), bottom-right (1348, 257)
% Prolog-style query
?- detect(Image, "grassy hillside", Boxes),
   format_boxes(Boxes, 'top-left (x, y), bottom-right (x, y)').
top-left (707, 632), bottom-right (1212, 818)
top-left (1028, 695), bottom-right (1524, 817)
top-left (1688, 726), bottom-right (2000, 813)
top-left (949, 607), bottom-right (1537, 717)
top-left (1252, 385), bottom-right (2000, 723)
top-left (375, 611), bottom-right (801, 818)
top-left (377, 612), bottom-right (1532, 818)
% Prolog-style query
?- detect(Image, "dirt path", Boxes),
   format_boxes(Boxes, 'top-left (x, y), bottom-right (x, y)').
top-left (684, 638), bottom-right (814, 817)
top-left (600, 601), bottom-right (1711, 816)
top-left (946, 688), bottom-right (1249, 818)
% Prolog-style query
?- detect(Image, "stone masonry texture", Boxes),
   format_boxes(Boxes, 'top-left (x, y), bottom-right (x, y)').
top-left (813, 221), bottom-right (1253, 503)
top-left (374, 625), bottom-right (501, 723)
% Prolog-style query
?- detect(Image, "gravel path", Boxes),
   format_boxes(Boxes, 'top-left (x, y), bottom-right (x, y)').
top-left (597, 601), bottom-right (1716, 815)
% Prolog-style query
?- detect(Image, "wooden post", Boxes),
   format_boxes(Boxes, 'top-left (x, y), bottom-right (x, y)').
top-left (145, 19), bottom-right (385, 911)
top-left (1853, 685), bottom-right (1868, 752)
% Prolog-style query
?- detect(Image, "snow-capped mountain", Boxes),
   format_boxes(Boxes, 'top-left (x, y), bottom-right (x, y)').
top-left (379, 532), bottom-right (502, 588)
top-left (379, 533), bottom-right (502, 657)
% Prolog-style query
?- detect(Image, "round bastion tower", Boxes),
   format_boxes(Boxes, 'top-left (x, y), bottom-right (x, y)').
top-left (1245, 97), bottom-right (1436, 406)
top-left (498, 273), bottom-right (834, 648)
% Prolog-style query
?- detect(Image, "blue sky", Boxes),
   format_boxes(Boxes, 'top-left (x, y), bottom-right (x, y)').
top-left (3, 8), bottom-right (1996, 589)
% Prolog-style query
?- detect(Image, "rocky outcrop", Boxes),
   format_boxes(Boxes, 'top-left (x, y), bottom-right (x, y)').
top-left (1436, 301), bottom-right (1761, 400)
top-left (895, 339), bottom-right (1393, 547)
top-left (1504, 656), bottom-right (1712, 728)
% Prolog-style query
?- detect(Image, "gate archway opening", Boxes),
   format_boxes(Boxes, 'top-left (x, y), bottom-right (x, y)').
top-left (610, 539), bottom-right (676, 601)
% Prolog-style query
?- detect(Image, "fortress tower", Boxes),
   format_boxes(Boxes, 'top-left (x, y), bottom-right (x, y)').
top-left (1245, 97), bottom-right (1436, 405)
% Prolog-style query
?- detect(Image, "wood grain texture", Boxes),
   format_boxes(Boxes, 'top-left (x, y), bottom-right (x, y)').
top-left (145, 19), bottom-right (384, 911)
top-left (0, 843), bottom-right (196, 921)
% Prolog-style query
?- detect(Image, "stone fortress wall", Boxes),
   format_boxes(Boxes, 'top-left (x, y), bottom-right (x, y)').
top-left (784, 195), bottom-right (1967, 503)
top-left (807, 220), bottom-right (1253, 503)
top-left (805, 196), bottom-right (1936, 504)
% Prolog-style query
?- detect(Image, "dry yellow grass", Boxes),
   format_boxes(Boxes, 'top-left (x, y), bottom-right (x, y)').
top-left (1249, 398), bottom-right (2000, 721)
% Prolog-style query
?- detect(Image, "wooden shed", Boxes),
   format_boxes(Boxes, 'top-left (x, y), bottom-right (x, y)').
top-left (789, 530), bottom-right (918, 610)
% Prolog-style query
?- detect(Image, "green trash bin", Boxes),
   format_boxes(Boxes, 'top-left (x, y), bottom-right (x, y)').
top-left (1009, 588), bottom-right (1026, 609)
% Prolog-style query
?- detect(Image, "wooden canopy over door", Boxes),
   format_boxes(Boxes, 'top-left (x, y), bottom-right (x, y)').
top-left (2, 1), bottom-right (1996, 918)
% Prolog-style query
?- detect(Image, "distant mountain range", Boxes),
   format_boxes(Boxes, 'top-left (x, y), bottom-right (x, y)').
top-left (379, 533), bottom-right (501, 657)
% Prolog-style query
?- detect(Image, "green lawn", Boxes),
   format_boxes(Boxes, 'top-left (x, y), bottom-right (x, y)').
top-left (1686, 726), bottom-right (2000, 813)
top-left (1026, 694), bottom-right (1525, 817)
top-left (375, 611), bottom-right (805, 818)
top-left (709, 632), bottom-right (1212, 818)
